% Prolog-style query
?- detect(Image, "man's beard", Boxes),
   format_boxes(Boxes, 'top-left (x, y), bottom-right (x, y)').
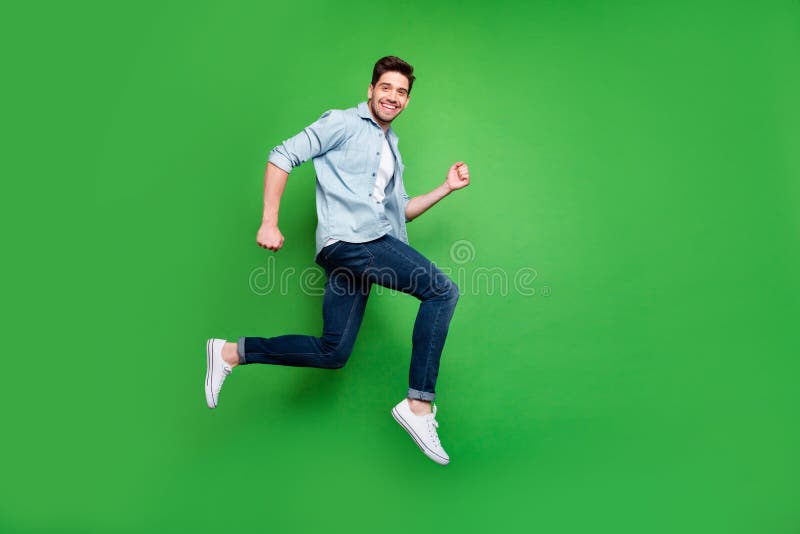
top-left (371, 100), bottom-right (396, 124)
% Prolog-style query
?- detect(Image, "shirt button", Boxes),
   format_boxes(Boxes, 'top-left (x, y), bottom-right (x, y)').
top-left (372, 173), bottom-right (376, 176)
top-left (376, 152), bottom-right (380, 156)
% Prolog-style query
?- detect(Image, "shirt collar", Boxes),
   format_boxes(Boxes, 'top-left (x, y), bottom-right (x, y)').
top-left (357, 101), bottom-right (397, 141)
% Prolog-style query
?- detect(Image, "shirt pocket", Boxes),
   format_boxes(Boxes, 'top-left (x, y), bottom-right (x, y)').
top-left (340, 145), bottom-right (370, 175)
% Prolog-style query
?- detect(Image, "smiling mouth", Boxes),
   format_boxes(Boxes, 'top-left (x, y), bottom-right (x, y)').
top-left (380, 102), bottom-right (398, 112)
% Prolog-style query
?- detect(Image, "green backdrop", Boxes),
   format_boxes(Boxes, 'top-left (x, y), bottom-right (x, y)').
top-left (4, 0), bottom-right (798, 532)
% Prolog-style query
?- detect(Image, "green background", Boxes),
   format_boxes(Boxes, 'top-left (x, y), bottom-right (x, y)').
top-left (4, 0), bottom-right (798, 532)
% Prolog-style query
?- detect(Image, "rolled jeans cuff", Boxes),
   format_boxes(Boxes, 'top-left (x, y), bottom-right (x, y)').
top-left (237, 337), bottom-right (247, 365)
top-left (407, 388), bottom-right (435, 402)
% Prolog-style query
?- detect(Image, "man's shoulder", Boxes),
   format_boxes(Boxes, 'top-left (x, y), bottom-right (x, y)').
top-left (306, 104), bottom-right (370, 145)
top-left (316, 103), bottom-right (364, 123)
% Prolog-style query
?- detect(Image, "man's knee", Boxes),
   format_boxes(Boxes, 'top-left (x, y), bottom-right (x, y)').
top-left (424, 276), bottom-right (460, 303)
top-left (320, 337), bottom-right (353, 369)
top-left (438, 277), bottom-right (460, 302)
top-left (328, 348), bottom-right (350, 369)
top-left (448, 280), bottom-right (460, 301)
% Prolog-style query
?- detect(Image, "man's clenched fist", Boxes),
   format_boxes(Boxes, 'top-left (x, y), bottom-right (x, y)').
top-left (256, 223), bottom-right (284, 252)
top-left (445, 162), bottom-right (471, 192)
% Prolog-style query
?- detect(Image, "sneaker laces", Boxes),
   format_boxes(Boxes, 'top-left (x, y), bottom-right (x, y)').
top-left (214, 365), bottom-right (232, 394)
top-left (425, 405), bottom-right (441, 447)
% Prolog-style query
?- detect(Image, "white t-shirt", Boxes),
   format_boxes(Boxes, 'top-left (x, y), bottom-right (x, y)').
top-left (324, 138), bottom-right (394, 247)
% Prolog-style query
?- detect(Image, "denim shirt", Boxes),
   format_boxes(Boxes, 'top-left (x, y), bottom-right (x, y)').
top-left (268, 101), bottom-right (411, 257)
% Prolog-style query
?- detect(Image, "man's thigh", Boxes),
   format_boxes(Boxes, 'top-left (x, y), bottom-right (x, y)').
top-left (363, 236), bottom-right (455, 300)
top-left (317, 236), bottom-right (454, 300)
top-left (316, 252), bottom-right (371, 342)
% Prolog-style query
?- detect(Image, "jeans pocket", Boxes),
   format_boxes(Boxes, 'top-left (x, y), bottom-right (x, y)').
top-left (321, 240), bottom-right (345, 261)
top-left (323, 241), bottom-right (374, 274)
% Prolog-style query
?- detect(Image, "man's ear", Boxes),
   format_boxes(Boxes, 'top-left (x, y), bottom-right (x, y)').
top-left (368, 84), bottom-right (374, 100)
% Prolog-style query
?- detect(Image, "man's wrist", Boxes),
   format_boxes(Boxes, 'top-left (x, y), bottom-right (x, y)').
top-left (440, 182), bottom-right (453, 195)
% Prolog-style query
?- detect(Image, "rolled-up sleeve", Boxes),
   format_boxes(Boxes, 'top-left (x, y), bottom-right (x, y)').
top-left (268, 110), bottom-right (347, 173)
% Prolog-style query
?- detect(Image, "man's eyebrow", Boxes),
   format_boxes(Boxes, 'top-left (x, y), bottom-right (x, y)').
top-left (378, 82), bottom-right (409, 91)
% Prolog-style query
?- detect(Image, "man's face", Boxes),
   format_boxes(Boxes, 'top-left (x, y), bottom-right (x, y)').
top-left (367, 71), bottom-right (410, 127)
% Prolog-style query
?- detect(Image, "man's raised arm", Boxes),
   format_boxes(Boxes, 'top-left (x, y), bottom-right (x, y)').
top-left (405, 161), bottom-right (471, 222)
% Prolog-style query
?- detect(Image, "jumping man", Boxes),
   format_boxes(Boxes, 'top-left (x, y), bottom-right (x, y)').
top-left (205, 56), bottom-right (471, 465)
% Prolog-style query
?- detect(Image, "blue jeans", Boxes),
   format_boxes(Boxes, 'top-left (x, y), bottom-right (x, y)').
top-left (238, 234), bottom-right (459, 401)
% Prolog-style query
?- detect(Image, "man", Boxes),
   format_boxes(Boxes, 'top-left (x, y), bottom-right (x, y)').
top-left (205, 56), bottom-right (470, 465)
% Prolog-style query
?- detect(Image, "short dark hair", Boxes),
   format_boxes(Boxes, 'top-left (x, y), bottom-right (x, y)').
top-left (371, 56), bottom-right (415, 94)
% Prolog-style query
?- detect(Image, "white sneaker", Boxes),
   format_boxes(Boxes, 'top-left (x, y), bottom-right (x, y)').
top-left (205, 338), bottom-right (232, 409)
top-left (391, 399), bottom-right (450, 465)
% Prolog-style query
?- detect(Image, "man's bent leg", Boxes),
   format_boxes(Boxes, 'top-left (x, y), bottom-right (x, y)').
top-left (238, 262), bottom-right (370, 369)
top-left (360, 235), bottom-right (460, 402)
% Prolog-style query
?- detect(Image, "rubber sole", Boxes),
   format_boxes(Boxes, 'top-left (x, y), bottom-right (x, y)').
top-left (391, 407), bottom-right (450, 465)
top-left (205, 339), bottom-right (216, 409)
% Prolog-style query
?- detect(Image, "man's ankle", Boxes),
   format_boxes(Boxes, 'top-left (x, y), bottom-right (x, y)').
top-left (407, 398), bottom-right (432, 416)
top-left (221, 342), bottom-right (239, 367)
